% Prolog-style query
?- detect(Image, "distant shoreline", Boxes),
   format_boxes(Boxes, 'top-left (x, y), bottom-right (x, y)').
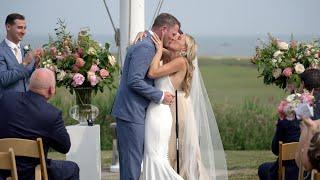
top-left (1, 34), bottom-right (317, 57)
top-left (198, 55), bottom-right (251, 60)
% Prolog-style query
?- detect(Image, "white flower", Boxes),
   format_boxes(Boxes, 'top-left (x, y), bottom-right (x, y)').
top-left (273, 50), bottom-right (283, 57)
top-left (305, 50), bottom-right (311, 56)
top-left (108, 55), bottom-right (116, 66)
top-left (271, 59), bottom-right (278, 67)
top-left (23, 45), bottom-right (30, 51)
top-left (315, 53), bottom-right (319, 59)
top-left (294, 63), bottom-right (305, 74)
top-left (87, 47), bottom-right (96, 55)
top-left (277, 57), bottom-right (282, 63)
top-left (57, 70), bottom-right (66, 81)
top-left (272, 59), bottom-right (277, 64)
top-left (286, 94), bottom-right (296, 102)
top-left (96, 59), bottom-right (101, 65)
top-left (47, 59), bottom-right (52, 63)
top-left (58, 52), bottom-right (62, 56)
top-left (311, 59), bottom-right (320, 69)
top-left (87, 71), bottom-right (95, 79)
top-left (277, 41), bottom-right (289, 50)
top-left (272, 68), bottom-right (282, 79)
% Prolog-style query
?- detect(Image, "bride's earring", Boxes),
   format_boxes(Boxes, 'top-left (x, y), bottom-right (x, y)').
top-left (180, 51), bottom-right (187, 57)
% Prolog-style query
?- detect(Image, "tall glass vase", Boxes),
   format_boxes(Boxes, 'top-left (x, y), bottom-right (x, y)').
top-left (69, 87), bottom-right (99, 125)
top-left (75, 87), bottom-right (92, 105)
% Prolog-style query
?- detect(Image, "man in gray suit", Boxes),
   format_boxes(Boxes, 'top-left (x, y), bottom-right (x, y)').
top-left (0, 13), bottom-right (40, 92)
top-left (112, 13), bottom-right (181, 180)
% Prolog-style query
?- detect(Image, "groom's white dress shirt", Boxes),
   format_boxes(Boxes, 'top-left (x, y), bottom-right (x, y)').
top-left (5, 38), bottom-right (22, 64)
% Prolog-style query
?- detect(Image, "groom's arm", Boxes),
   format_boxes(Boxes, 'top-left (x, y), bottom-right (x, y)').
top-left (127, 44), bottom-right (163, 103)
top-left (0, 53), bottom-right (30, 88)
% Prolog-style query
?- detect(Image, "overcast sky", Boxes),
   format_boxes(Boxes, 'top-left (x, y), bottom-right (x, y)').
top-left (1, 0), bottom-right (320, 37)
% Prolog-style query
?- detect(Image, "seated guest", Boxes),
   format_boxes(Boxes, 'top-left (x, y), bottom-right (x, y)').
top-left (0, 68), bottom-right (79, 180)
top-left (300, 69), bottom-right (320, 120)
top-left (258, 97), bottom-right (301, 180)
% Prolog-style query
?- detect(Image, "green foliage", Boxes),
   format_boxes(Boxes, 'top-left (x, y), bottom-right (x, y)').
top-left (40, 19), bottom-right (119, 95)
top-left (252, 34), bottom-right (320, 90)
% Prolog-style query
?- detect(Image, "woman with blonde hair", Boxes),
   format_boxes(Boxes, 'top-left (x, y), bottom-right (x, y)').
top-left (138, 31), bottom-right (227, 180)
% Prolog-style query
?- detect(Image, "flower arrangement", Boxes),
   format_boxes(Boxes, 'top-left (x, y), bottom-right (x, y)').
top-left (40, 19), bottom-right (118, 94)
top-left (277, 91), bottom-right (314, 120)
top-left (251, 34), bottom-right (320, 90)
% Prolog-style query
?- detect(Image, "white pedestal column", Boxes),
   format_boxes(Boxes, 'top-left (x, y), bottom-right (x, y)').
top-left (66, 125), bottom-right (101, 180)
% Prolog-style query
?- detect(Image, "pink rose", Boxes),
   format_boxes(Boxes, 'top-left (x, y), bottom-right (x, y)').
top-left (75, 58), bottom-right (85, 68)
top-left (305, 50), bottom-right (311, 56)
top-left (90, 64), bottom-right (100, 72)
top-left (88, 74), bottom-right (99, 86)
top-left (99, 69), bottom-right (110, 78)
top-left (72, 73), bottom-right (85, 87)
top-left (282, 68), bottom-right (293, 77)
top-left (278, 100), bottom-right (288, 120)
top-left (290, 41), bottom-right (297, 49)
top-left (50, 47), bottom-right (57, 56)
top-left (77, 48), bottom-right (84, 57)
top-left (72, 65), bottom-right (80, 73)
top-left (72, 53), bottom-right (80, 59)
top-left (301, 92), bottom-right (314, 105)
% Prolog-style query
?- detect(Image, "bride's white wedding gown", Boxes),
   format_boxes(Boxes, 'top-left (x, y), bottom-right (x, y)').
top-left (143, 75), bottom-right (183, 180)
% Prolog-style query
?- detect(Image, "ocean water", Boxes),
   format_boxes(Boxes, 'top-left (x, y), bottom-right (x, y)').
top-left (3, 34), bottom-right (319, 57)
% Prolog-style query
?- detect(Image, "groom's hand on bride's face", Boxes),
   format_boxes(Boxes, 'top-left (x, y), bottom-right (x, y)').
top-left (163, 92), bottom-right (175, 105)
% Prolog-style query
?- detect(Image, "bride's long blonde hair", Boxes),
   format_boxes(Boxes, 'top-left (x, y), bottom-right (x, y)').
top-left (181, 34), bottom-right (197, 97)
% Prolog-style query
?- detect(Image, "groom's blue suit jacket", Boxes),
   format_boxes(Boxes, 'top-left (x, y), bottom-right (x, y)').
top-left (0, 40), bottom-right (35, 92)
top-left (112, 32), bottom-right (163, 124)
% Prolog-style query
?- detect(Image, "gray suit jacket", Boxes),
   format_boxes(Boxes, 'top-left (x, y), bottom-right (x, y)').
top-left (0, 40), bottom-right (35, 92)
top-left (112, 32), bottom-right (163, 124)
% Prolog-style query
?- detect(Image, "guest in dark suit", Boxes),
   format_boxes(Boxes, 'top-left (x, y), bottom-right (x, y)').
top-left (300, 69), bottom-right (320, 120)
top-left (258, 116), bottom-right (300, 179)
top-left (0, 68), bottom-right (79, 180)
top-left (0, 13), bottom-right (41, 92)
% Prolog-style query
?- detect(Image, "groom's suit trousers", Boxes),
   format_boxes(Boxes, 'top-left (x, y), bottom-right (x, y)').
top-left (116, 118), bottom-right (145, 180)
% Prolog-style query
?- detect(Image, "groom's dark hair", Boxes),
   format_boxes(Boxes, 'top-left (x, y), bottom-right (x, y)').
top-left (5, 13), bottom-right (25, 25)
top-left (152, 13), bottom-right (180, 29)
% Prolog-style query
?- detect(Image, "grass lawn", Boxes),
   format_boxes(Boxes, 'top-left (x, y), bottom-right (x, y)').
top-left (198, 57), bottom-right (285, 106)
top-left (48, 150), bottom-right (277, 179)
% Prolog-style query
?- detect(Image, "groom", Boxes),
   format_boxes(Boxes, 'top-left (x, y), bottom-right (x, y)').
top-left (112, 13), bottom-right (181, 180)
top-left (0, 13), bottom-right (40, 92)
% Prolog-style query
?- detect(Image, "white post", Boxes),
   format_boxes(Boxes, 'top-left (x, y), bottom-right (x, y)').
top-left (66, 125), bottom-right (101, 180)
top-left (119, 0), bottom-right (145, 68)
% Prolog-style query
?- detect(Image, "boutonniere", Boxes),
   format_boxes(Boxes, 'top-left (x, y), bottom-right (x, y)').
top-left (23, 44), bottom-right (31, 56)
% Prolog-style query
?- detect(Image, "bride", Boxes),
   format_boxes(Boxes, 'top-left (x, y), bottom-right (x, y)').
top-left (142, 32), bottom-right (228, 180)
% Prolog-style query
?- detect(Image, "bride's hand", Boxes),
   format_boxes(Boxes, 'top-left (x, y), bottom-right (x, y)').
top-left (133, 31), bottom-right (147, 44)
top-left (151, 33), bottom-right (163, 54)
